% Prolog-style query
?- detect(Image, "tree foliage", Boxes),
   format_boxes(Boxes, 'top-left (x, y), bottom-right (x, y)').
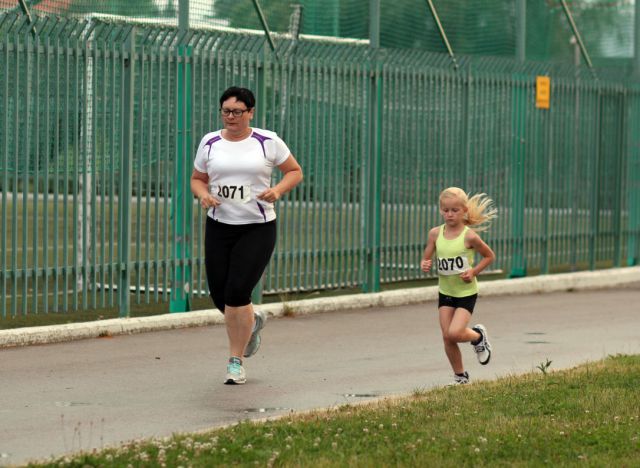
top-left (212, 0), bottom-right (294, 32)
top-left (210, 0), bottom-right (631, 60)
top-left (58, 0), bottom-right (163, 17)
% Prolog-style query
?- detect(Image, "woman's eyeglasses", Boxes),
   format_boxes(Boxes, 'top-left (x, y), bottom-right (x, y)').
top-left (220, 108), bottom-right (250, 117)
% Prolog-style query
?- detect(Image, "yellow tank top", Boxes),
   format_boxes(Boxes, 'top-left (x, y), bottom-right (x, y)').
top-left (435, 224), bottom-right (478, 297)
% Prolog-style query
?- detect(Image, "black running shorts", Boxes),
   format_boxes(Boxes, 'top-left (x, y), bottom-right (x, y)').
top-left (204, 217), bottom-right (277, 312)
top-left (438, 292), bottom-right (478, 314)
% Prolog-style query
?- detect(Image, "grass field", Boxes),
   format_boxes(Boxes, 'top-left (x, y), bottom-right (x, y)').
top-left (27, 354), bottom-right (640, 467)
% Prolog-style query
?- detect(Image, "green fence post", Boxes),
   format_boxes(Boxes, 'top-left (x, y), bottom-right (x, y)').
top-left (170, 0), bottom-right (193, 312)
top-left (170, 42), bottom-right (193, 313)
top-left (588, 90), bottom-right (602, 271)
top-left (363, 61), bottom-right (382, 293)
top-left (1, 20), bottom-right (6, 318)
top-left (627, 85), bottom-right (640, 266)
top-left (632, 0), bottom-right (640, 261)
top-left (613, 88), bottom-right (624, 268)
top-left (119, 27), bottom-right (135, 317)
top-left (509, 74), bottom-right (527, 277)
top-left (362, 0), bottom-right (381, 293)
top-left (570, 77), bottom-right (581, 271)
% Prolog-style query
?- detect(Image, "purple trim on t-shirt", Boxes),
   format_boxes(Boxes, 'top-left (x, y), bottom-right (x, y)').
top-left (251, 132), bottom-right (272, 158)
top-left (205, 135), bottom-right (222, 158)
top-left (256, 202), bottom-right (267, 222)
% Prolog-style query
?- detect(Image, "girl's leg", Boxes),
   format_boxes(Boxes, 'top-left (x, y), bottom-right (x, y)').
top-left (439, 306), bottom-right (464, 374)
top-left (447, 307), bottom-right (482, 344)
top-left (439, 307), bottom-right (483, 374)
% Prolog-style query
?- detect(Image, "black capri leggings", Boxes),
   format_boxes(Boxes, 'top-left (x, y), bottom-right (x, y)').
top-left (204, 217), bottom-right (277, 313)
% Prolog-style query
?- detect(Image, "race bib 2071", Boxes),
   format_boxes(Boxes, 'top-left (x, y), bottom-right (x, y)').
top-left (214, 184), bottom-right (252, 204)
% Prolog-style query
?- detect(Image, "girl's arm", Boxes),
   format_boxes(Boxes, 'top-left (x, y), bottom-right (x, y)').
top-left (420, 227), bottom-right (439, 272)
top-left (460, 231), bottom-right (495, 282)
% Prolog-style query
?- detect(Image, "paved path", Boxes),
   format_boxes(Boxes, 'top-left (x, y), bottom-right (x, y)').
top-left (1, 284), bottom-right (639, 466)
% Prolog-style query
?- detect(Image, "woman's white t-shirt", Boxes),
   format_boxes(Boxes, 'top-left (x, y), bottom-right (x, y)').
top-left (193, 128), bottom-right (291, 225)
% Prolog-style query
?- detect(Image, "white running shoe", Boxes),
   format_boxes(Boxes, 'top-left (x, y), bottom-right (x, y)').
top-left (472, 324), bottom-right (492, 365)
top-left (447, 372), bottom-right (470, 386)
top-left (224, 358), bottom-right (246, 385)
top-left (243, 310), bottom-right (266, 358)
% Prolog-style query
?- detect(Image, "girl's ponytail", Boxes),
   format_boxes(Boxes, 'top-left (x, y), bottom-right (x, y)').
top-left (439, 187), bottom-right (497, 232)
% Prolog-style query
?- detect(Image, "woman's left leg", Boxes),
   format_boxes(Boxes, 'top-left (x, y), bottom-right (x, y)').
top-left (224, 222), bottom-right (276, 358)
top-left (224, 305), bottom-right (255, 358)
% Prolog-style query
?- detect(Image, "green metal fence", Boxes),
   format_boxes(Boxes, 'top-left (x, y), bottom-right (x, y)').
top-left (1, 13), bottom-right (639, 319)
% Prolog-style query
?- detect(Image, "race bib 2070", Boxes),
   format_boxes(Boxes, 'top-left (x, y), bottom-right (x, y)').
top-left (437, 255), bottom-right (470, 276)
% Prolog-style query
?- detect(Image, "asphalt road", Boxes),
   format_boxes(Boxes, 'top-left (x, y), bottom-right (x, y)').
top-left (1, 284), bottom-right (639, 466)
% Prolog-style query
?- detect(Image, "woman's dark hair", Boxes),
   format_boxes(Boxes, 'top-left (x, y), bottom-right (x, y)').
top-left (219, 86), bottom-right (256, 109)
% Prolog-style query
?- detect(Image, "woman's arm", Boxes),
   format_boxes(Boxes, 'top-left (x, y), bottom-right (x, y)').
top-left (190, 169), bottom-right (220, 209)
top-left (257, 154), bottom-right (303, 203)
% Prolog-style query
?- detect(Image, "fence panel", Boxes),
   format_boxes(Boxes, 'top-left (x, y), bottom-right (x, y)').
top-left (1, 13), bottom-right (639, 319)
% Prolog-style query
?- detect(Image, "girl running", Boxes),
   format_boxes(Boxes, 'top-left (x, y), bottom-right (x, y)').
top-left (420, 187), bottom-right (497, 385)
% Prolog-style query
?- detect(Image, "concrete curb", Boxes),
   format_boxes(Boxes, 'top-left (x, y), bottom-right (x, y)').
top-left (1, 266), bottom-right (639, 348)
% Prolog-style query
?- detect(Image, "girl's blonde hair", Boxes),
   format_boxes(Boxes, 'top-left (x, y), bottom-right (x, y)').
top-left (439, 187), bottom-right (497, 232)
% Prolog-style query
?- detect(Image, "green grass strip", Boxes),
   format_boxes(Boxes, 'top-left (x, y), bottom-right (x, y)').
top-left (30, 354), bottom-right (640, 467)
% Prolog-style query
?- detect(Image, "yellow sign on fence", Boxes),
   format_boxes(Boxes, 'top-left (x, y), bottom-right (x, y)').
top-left (536, 76), bottom-right (551, 109)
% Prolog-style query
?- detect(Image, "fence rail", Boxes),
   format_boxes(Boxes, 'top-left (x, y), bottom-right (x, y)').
top-left (1, 13), bottom-right (639, 318)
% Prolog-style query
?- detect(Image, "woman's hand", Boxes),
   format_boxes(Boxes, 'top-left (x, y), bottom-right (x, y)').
top-left (257, 187), bottom-right (282, 203)
top-left (420, 259), bottom-right (432, 272)
top-left (199, 193), bottom-right (220, 210)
